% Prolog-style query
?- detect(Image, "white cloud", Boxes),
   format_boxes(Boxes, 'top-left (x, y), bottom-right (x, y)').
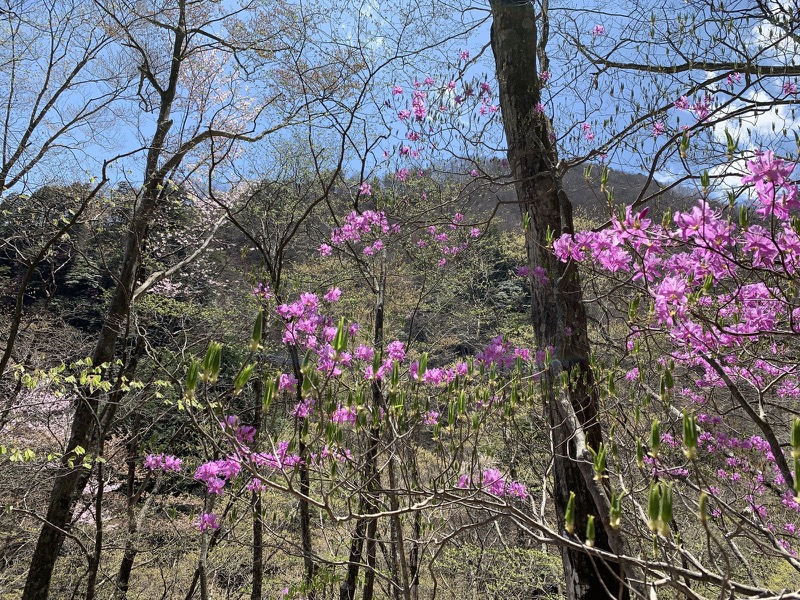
top-left (750, 17), bottom-right (800, 66)
top-left (712, 90), bottom-right (800, 146)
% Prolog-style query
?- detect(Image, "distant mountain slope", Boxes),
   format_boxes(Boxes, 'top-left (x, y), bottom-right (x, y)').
top-left (463, 166), bottom-right (698, 231)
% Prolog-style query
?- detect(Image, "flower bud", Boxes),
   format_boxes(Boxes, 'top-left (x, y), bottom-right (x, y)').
top-left (609, 490), bottom-right (623, 531)
top-left (683, 411), bottom-right (698, 460)
top-left (659, 483), bottom-right (673, 537)
top-left (698, 491), bottom-right (708, 524)
top-left (649, 419), bottom-right (660, 459)
top-left (795, 456), bottom-right (800, 503)
top-left (233, 363), bottom-right (254, 396)
top-left (648, 483), bottom-right (661, 533)
top-left (585, 515), bottom-right (596, 547)
top-left (791, 418), bottom-right (800, 459)
top-left (185, 358), bottom-right (200, 398)
top-left (679, 130), bottom-right (690, 159)
top-left (724, 128), bottom-right (736, 159)
top-left (636, 437), bottom-right (644, 468)
top-left (418, 352), bottom-right (428, 378)
top-left (589, 443), bottom-right (607, 481)
top-left (262, 376), bottom-right (277, 412)
top-left (565, 491), bottom-right (576, 535)
top-left (333, 317), bottom-right (347, 353)
top-left (628, 296), bottom-right (640, 321)
top-left (201, 342), bottom-right (222, 385)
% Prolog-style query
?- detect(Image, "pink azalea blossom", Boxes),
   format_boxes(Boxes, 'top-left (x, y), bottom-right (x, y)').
top-left (198, 513), bottom-right (220, 532)
top-left (386, 340), bottom-right (406, 362)
top-left (324, 287), bottom-right (342, 302)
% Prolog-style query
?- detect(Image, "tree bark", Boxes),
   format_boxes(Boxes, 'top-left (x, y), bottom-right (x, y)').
top-left (341, 256), bottom-right (386, 600)
top-left (114, 412), bottom-right (143, 599)
top-left (292, 347), bottom-right (318, 598)
top-left (21, 8), bottom-right (188, 598)
top-left (489, 1), bottom-right (627, 597)
top-left (84, 430), bottom-right (106, 600)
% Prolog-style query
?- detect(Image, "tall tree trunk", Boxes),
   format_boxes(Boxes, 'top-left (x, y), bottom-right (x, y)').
top-left (489, 1), bottom-right (627, 598)
top-left (362, 516), bottom-right (379, 600)
top-left (114, 413), bottom-right (143, 599)
top-left (340, 256), bottom-right (386, 600)
top-left (387, 456), bottom-right (411, 600)
top-left (292, 346), bottom-right (318, 598)
top-left (21, 10), bottom-right (188, 598)
top-left (84, 430), bottom-right (107, 600)
top-left (114, 405), bottom-right (162, 600)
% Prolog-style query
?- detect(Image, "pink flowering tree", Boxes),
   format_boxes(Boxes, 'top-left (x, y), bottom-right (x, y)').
top-left (172, 286), bottom-right (545, 599)
top-left (413, 1), bottom-right (800, 594)
top-left (551, 147), bottom-right (800, 594)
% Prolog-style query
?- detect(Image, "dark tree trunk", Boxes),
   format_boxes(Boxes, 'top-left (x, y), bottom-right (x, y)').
top-left (292, 346), bottom-right (318, 598)
top-left (488, 1), bottom-right (627, 598)
top-left (84, 431), bottom-right (107, 600)
top-left (22, 12), bottom-right (188, 599)
top-left (362, 515), bottom-right (379, 600)
top-left (251, 489), bottom-right (263, 599)
top-left (341, 257), bottom-right (386, 600)
top-left (409, 509), bottom-right (420, 600)
top-left (114, 412), bottom-right (143, 599)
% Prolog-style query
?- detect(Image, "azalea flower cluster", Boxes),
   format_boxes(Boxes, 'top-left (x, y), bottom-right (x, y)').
top-left (192, 424), bottom-right (348, 503)
top-left (275, 290), bottom-right (352, 364)
top-left (165, 277), bottom-right (543, 540)
top-left (674, 93), bottom-right (715, 121)
top-left (220, 414), bottom-right (256, 445)
top-left (324, 209), bottom-right (398, 257)
top-left (458, 468), bottom-right (528, 499)
top-left (414, 213), bottom-right (481, 267)
top-left (554, 151), bottom-right (800, 342)
top-left (410, 360), bottom-right (466, 386)
top-left (475, 334), bottom-right (533, 369)
top-left (143, 453), bottom-right (183, 472)
top-left (554, 148), bottom-right (800, 552)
